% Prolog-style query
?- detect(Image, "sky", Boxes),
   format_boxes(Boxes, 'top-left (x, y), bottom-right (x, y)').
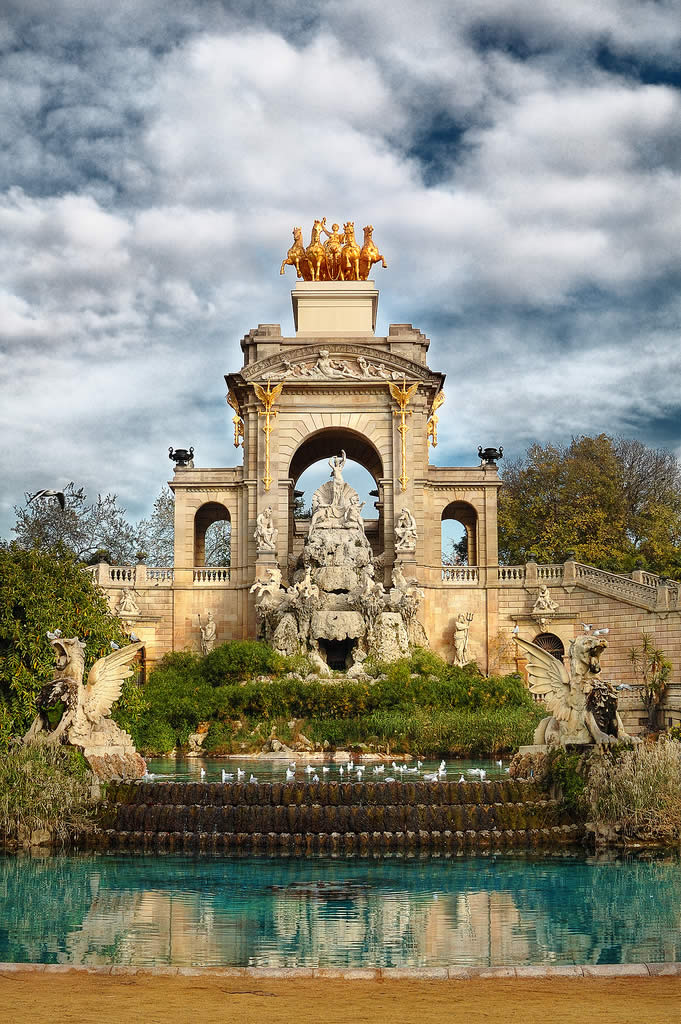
top-left (1, 0), bottom-right (680, 540)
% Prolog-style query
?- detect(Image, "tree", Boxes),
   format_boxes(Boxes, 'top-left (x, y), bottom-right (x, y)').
top-left (137, 486), bottom-right (174, 565)
top-left (12, 483), bottom-right (138, 564)
top-left (0, 544), bottom-right (129, 739)
top-left (498, 434), bottom-right (681, 575)
top-left (629, 632), bottom-right (672, 731)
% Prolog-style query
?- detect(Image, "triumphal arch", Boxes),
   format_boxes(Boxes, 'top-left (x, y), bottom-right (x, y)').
top-left (90, 219), bottom-right (681, 725)
top-left (165, 221), bottom-right (502, 671)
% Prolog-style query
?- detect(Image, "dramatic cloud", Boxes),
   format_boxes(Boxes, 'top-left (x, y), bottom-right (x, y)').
top-left (1, 0), bottom-right (679, 535)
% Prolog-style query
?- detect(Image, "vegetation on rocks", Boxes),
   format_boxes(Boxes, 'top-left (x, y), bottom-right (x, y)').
top-left (129, 642), bottom-right (543, 757)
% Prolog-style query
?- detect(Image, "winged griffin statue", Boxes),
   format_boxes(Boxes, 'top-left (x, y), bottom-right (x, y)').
top-left (515, 634), bottom-right (638, 747)
top-left (22, 634), bottom-right (147, 779)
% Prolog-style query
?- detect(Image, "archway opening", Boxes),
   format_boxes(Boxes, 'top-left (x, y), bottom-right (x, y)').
top-left (533, 633), bottom-right (565, 661)
top-left (319, 638), bottom-right (355, 671)
top-left (441, 501), bottom-right (477, 566)
top-left (194, 502), bottom-right (231, 566)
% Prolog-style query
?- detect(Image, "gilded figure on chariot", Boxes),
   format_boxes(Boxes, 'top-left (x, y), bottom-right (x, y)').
top-left (280, 218), bottom-right (386, 282)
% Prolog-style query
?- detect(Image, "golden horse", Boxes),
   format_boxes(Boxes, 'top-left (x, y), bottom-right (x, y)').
top-left (305, 217), bottom-right (326, 281)
top-left (341, 221), bottom-right (361, 281)
top-left (359, 225), bottom-right (387, 280)
top-left (280, 226), bottom-right (307, 278)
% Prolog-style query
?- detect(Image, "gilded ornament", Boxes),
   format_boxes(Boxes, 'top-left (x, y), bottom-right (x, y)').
top-left (254, 380), bottom-right (284, 491)
top-left (226, 390), bottom-right (244, 448)
top-left (388, 378), bottom-right (419, 491)
top-left (427, 390), bottom-right (445, 447)
top-left (280, 218), bottom-right (387, 281)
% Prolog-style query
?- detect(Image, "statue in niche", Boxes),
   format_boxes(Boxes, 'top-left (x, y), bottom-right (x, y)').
top-left (453, 612), bottom-right (474, 666)
top-left (199, 611), bottom-right (217, 655)
top-left (254, 506), bottom-right (278, 553)
top-left (116, 588), bottom-right (140, 619)
top-left (395, 508), bottom-right (417, 552)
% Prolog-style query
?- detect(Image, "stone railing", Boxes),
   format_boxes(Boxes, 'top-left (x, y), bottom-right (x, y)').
top-left (108, 566), bottom-right (137, 584)
top-left (441, 566), bottom-right (479, 583)
top-left (498, 566), bottom-right (526, 583)
top-left (572, 562), bottom-right (657, 607)
top-left (193, 567), bottom-right (231, 584)
top-left (145, 567), bottom-right (174, 584)
top-left (536, 564), bottom-right (564, 582)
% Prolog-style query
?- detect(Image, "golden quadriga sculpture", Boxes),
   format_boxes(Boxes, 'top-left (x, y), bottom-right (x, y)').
top-left (22, 634), bottom-right (147, 781)
top-left (280, 218), bottom-right (387, 281)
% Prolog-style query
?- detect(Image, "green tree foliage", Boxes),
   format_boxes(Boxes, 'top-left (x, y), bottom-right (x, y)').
top-left (629, 632), bottom-right (672, 731)
top-left (0, 545), bottom-right (129, 737)
top-left (498, 434), bottom-right (681, 575)
top-left (12, 483), bottom-right (138, 564)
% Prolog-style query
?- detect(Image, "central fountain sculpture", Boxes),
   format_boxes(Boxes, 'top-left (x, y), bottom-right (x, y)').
top-left (251, 452), bottom-right (427, 673)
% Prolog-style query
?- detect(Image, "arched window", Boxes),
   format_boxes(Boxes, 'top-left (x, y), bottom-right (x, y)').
top-left (533, 633), bottom-right (565, 661)
top-left (441, 501), bottom-right (478, 566)
top-left (194, 502), bottom-right (231, 567)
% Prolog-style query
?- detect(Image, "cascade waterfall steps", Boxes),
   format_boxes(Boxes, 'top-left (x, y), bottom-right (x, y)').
top-left (94, 777), bottom-right (583, 853)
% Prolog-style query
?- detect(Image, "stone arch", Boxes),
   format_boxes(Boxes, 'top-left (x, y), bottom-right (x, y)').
top-left (441, 500), bottom-right (478, 566)
top-left (288, 426), bottom-right (384, 484)
top-left (194, 501), bottom-right (231, 566)
top-left (533, 632), bottom-right (565, 661)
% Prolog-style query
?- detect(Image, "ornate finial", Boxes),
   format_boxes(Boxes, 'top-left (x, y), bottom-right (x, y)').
top-left (389, 379), bottom-right (419, 491)
top-left (478, 446), bottom-right (503, 465)
top-left (226, 390), bottom-right (244, 448)
top-left (169, 446), bottom-right (194, 468)
top-left (427, 391), bottom-right (445, 447)
top-left (254, 380), bottom-right (284, 491)
top-left (280, 219), bottom-right (387, 281)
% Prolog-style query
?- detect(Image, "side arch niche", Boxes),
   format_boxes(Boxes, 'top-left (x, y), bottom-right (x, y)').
top-left (288, 427), bottom-right (385, 562)
top-left (532, 632), bottom-right (565, 661)
top-left (194, 501), bottom-right (231, 567)
top-left (441, 500), bottom-right (478, 567)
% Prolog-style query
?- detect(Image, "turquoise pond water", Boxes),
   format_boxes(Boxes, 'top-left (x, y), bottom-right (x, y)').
top-left (2, 851), bottom-right (679, 968)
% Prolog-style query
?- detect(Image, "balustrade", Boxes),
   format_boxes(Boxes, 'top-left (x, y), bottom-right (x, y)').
top-left (146, 568), bottom-right (174, 584)
top-left (441, 566), bottom-right (479, 583)
top-left (108, 566), bottom-right (136, 584)
top-left (536, 564), bottom-right (563, 581)
top-left (574, 562), bottom-right (656, 606)
top-left (193, 567), bottom-right (231, 584)
top-left (498, 566), bottom-right (526, 582)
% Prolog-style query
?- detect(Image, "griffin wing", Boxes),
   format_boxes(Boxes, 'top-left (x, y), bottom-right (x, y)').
top-left (515, 637), bottom-right (572, 721)
top-left (82, 642), bottom-right (144, 720)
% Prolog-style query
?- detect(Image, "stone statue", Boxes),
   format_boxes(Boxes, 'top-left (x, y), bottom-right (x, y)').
top-left (250, 565), bottom-right (283, 598)
top-left (328, 450), bottom-right (347, 506)
top-left (453, 612), bottom-right (473, 666)
top-left (515, 634), bottom-right (640, 747)
top-left (22, 635), bottom-right (146, 780)
top-left (395, 507), bottom-right (417, 552)
top-left (116, 588), bottom-right (140, 619)
top-left (254, 506), bottom-right (278, 553)
top-left (199, 611), bottom-right (217, 655)
top-left (532, 585), bottom-right (559, 615)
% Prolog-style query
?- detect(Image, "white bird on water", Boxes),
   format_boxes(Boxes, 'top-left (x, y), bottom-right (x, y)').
top-left (221, 770), bottom-right (233, 782)
top-left (312, 774), bottom-right (320, 783)
top-left (458, 775), bottom-right (465, 783)
top-left (423, 772), bottom-right (439, 782)
top-left (285, 768), bottom-right (295, 782)
top-left (438, 760), bottom-right (447, 775)
top-left (200, 767), bottom-right (206, 779)
top-left (249, 774), bottom-right (258, 784)
top-left (322, 765), bottom-right (330, 774)
top-left (305, 764), bottom-right (314, 775)
top-left (496, 760), bottom-right (503, 768)
top-left (339, 765), bottom-right (344, 777)
top-left (237, 768), bottom-right (245, 780)
top-left (289, 761), bottom-right (296, 770)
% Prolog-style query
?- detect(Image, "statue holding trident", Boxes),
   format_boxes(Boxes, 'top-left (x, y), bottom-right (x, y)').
top-left (328, 450), bottom-right (347, 508)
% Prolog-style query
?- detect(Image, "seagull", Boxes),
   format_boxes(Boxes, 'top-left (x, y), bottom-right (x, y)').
top-left (373, 764), bottom-right (384, 774)
top-left (458, 775), bottom-right (465, 783)
top-left (110, 640), bottom-right (120, 650)
top-left (417, 760), bottom-right (423, 770)
top-left (423, 772), bottom-right (439, 782)
top-left (28, 489), bottom-right (65, 511)
top-left (200, 767), bottom-right (206, 779)
top-left (512, 625), bottom-right (520, 635)
top-left (312, 774), bottom-right (320, 783)
top-left (129, 631), bottom-right (141, 643)
top-left (496, 760), bottom-right (503, 768)
top-left (392, 761), bottom-right (399, 771)
top-left (438, 760), bottom-right (447, 774)
top-left (385, 777), bottom-right (395, 783)
top-left (237, 768), bottom-right (245, 780)
top-left (322, 765), bottom-right (330, 774)
top-left (221, 769), bottom-right (233, 782)
top-left (305, 764), bottom-right (314, 775)
top-left (593, 628), bottom-right (610, 636)
top-left (285, 768), bottom-right (295, 782)
top-left (581, 623), bottom-right (593, 632)
top-left (616, 684), bottom-right (633, 691)
top-left (249, 774), bottom-right (258, 784)
top-left (339, 765), bottom-right (344, 777)
top-left (348, 760), bottom-right (354, 771)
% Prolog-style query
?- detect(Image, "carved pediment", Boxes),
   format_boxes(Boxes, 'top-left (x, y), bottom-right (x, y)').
top-left (238, 344), bottom-right (441, 385)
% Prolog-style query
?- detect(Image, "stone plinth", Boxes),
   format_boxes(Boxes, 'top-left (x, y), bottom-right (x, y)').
top-left (292, 281), bottom-right (378, 336)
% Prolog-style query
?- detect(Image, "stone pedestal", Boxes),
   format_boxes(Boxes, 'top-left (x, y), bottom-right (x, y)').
top-left (292, 281), bottom-right (379, 336)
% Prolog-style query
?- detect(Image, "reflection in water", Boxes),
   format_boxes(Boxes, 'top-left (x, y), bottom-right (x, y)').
top-left (0, 853), bottom-right (679, 968)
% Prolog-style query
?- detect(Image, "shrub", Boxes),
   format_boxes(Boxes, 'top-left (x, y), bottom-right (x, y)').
top-left (201, 641), bottom-right (285, 685)
top-left (0, 745), bottom-right (96, 845)
top-left (585, 740), bottom-right (681, 841)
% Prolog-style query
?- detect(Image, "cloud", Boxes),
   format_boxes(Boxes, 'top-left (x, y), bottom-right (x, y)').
top-left (1, 0), bottom-right (679, 538)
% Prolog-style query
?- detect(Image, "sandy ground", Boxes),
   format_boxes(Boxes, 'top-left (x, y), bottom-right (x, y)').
top-left (0, 973), bottom-right (678, 1024)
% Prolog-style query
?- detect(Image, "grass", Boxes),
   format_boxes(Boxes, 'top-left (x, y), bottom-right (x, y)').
top-left (585, 740), bottom-right (681, 841)
top-left (0, 745), bottom-right (97, 847)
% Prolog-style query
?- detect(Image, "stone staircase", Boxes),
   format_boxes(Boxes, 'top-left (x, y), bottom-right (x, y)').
top-left (93, 778), bottom-right (583, 853)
